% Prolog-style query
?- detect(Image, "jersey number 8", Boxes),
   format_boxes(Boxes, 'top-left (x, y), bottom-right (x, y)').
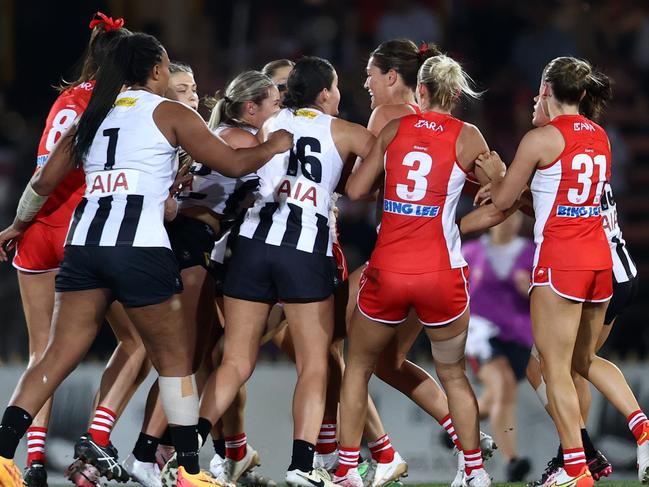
top-left (45, 109), bottom-right (78, 151)
top-left (396, 151), bottom-right (433, 202)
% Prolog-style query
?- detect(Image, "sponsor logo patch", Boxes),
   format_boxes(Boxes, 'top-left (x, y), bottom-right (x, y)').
top-left (384, 198), bottom-right (439, 217)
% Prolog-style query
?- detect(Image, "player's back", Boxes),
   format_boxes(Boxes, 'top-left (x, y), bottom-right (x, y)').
top-left (531, 114), bottom-right (612, 270)
top-left (370, 111), bottom-right (468, 273)
top-left (239, 107), bottom-right (344, 256)
top-left (178, 124), bottom-right (260, 222)
top-left (67, 89), bottom-right (178, 248)
top-left (35, 82), bottom-right (94, 227)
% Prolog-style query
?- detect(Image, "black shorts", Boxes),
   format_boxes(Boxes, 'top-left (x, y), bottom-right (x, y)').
top-left (56, 246), bottom-right (183, 308)
top-left (223, 236), bottom-right (335, 304)
top-left (472, 337), bottom-right (531, 381)
top-left (604, 275), bottom-right (639, 325)
top-left (166, 215), bottom-right (217, 272)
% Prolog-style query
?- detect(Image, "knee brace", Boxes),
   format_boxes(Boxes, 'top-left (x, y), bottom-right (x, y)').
top-left (430, 329), bottom-right (468, 364)
top-left (158, 375), bottom-right (199, 426)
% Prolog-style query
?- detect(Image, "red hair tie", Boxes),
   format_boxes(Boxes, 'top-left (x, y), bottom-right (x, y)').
top-left (89, 11), bottom-right (125, 32)
top-left (419, 41), bottom-right (428, 54)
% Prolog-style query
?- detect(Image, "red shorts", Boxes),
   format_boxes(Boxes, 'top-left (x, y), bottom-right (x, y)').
top-left (12, 222), bottom-right (67, 272)
top-left (357, 266), bottom-right (469, 327)
top-left (530, 266), bottom-right (613, 302)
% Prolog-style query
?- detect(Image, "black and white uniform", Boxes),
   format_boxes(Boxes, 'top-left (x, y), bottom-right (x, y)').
top-left (224, 108), bottom-right (343, 303)
top-left (601, 183), bottom-right (638, 324)
top-left (56, 90), bottom-right (182, 307)
top-left (170, 124), bottom-right (259, 278)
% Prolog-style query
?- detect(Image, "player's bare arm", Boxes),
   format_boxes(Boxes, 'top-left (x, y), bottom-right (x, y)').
top-left (345, 118), bottom-right (398, 200)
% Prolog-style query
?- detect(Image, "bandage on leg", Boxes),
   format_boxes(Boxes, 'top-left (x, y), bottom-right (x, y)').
top-left (430, 329), bottom-right (468, 364)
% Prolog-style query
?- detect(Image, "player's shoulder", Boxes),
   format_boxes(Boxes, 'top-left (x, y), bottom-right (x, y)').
top-left (374, 103), bottom-right (417, 120)
top-left (61, 81), bottom-right (94, 102)
top-left (368, 103), bottom-right (417, 135)
top-left (218, 126), bottom-right (259, 149)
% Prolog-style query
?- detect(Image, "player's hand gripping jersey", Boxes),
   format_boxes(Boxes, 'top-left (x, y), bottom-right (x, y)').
top-left (359, 112), bottom-right (470, 327)
top-left (13, 82), bottom-right (93, 271)
top-left (530, 114), bottom-right (613, 301)
top-left (238, 108), bottom-right (344, 256)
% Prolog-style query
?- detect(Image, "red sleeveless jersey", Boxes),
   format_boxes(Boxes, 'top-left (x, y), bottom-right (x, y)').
top-left (530, 114), bottom-right (612, 270)
top-left (33, 81), bottom-right (94, 227)
top-left (369, 111), bottom-right (468, 273)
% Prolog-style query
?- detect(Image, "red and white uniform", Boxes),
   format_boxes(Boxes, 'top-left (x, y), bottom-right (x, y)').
top-left (529, 114), bottom-right (613, 302)
top-left (358, 111), bottom-right (470, 327)
top-left (13, 82), bottom-right (93, 272)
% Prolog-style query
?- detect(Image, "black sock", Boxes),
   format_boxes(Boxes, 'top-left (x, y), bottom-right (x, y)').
top-left (557, 445), bottom-right (564, 465)
top-left (0, 406), bottom-right (33, 459)
top-left (133, 433), bottom-right (160, 463)
top-left (160, 427), bottom-right (173, 447)
top-left (169, 425), bottom-right (199, 474)
top-left (197, 417), bottom-right (213, 449)
top-left (288, 439), bottom-right (315, 472)
top-left (581, 429), bottom-right (597, 459)
top-left (213, 438), bottom-right (225, 458)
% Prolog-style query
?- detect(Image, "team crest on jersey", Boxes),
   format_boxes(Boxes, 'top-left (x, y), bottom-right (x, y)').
top-left (115, 97), bottom-right (137, 107)
top-left (295, 109), bottom-right (318, 119)
top-left (384, 198), bottom-right (439, 217)
top-left (556, 205), bottom-right (601, 218)
top-left (87, 169), bottom-right (140, 196)
top-left (414, 119), bottom-right (444, 132)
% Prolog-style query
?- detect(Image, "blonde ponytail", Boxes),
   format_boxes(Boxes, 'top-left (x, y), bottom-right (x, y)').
top-left (205, 71), bottom-right (274, 131)
top-left (417, 54), bottom-right (482, 111)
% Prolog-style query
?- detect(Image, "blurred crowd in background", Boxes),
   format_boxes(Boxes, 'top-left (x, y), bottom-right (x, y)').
top-left (0, 0), bottom-right (648, 361)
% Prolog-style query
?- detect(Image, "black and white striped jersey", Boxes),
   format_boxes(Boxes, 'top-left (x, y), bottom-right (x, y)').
top-left (178, 124), bottom-right (260, 223)
top-left (601, 183), bottom-right (637, 283)
top-left (238, 108), bottom-right (344, 256)
top-left (66, 90), bottom-right (178, 248)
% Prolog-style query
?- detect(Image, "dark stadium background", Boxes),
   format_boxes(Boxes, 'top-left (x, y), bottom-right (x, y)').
top-left (0, 0), bottom-right (648, 362)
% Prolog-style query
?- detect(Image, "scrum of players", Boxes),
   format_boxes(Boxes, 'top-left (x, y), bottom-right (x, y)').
top-left (0, 10), bottom-right (645, 487)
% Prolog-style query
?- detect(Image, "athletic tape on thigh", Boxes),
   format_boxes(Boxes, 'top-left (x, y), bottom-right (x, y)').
top-left (158, 375), bottom-right (199, 425)
top-left (430, 329), bottom-right (468, 364)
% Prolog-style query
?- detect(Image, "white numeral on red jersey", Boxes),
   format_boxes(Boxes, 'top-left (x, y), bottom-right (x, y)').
top-left (396, 151), bottom-right (433, 202)
top-left (567, 153), bottom-right (606, 205)
top-left (45, 108), bottom-right (78, 151)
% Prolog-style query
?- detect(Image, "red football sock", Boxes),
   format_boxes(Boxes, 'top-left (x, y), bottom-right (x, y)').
top-left (316, 420), bottom-right (337, 455)
top-left (463, 448), bottom-right (483, 475)
top-left (225, 433), bottom-right (247, 461)
top-left (88, 406), bottom-right (116, 447)
top-left (334, 446), bottom-right (360, 477)
top-left (439, 414), bottom-right (462, 450)
top-left (563, 447), bottom-right (586, 477)
top-left (26, 427), bottom-right (47, 465)
top-left (628, 410), bottom-right (649, 444)
top-left (368, 433), bottom-right (395, 464)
